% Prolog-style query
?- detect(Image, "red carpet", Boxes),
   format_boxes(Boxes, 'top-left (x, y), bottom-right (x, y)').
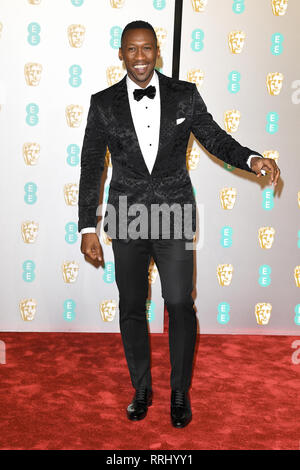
top-left (0, 330), bottom-right (299, 450)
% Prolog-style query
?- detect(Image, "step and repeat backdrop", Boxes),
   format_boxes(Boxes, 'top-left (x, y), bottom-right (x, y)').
top-left (0, 0), bottom-right (299, 334)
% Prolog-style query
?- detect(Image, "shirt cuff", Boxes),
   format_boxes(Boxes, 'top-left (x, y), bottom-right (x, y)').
top-left (80, 227), bottom-right (96, 234)
top-left (247, 154), bottom-right (266, 176)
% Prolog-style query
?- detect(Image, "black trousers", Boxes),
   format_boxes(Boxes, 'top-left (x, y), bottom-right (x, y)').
top-left (111, 237), bottom-right (197, 392)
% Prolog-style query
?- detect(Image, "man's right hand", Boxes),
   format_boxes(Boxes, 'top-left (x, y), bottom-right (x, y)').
top-left (80, 233), bottom-right (105, 267)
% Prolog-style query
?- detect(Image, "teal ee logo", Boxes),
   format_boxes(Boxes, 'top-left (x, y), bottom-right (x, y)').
top-left (224, 163), bottom-right (236, 172)
top-left (71, 0), bottom-right (84, 6)
top-left (63, 299), bottom-right (76, 322)
top-left (67, 144), bottom-right (80, 166)
top-left (153, 0), bottom-right (166, 9)
top-left (27, 22), bottom-right (41, 46)
top-left (146, 300), bottom-right (155, 323)
top-left (24, 182), bottom-right (37, 204)
top-left (298, 230), bottom-right (300, 248)
top-left (65, 222), bottom-right (78, 244)
top-left (217, 302), bottom-right (230, 324)
top-left (110, 26), bottom-right (122, 49)
top-left (262, 188), bottom-right (274, 210)
top-left (266, 111), bottom-right (279, 134)
top-left (271, 33), bottom-right (283, 56)
top-left (191, 29), bottom-right (204, 52)
top-left (232, 0), bottom-right (245, 13)
top-left (228, 71), bottom-right (241, 94)
top-left (69, 64), bottom-right (82, 87)
top-left (26, 103), bottom-right (39, 126)
top-left (294, 305), bottom-right (300, 326)
top-left (104, 185), bottom-right (109, 203)
top-left (221, 226), bottom-right (233, 248)
top-left (103, 261), bottom-right (115, 283)
top-left (259, 265), bottom-right (271, 287)
top-left (22, 260), bottom-right (35, 282)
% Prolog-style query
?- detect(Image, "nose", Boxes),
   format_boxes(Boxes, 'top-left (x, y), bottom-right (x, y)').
top-left (135, 47), bottom-right (146, 60)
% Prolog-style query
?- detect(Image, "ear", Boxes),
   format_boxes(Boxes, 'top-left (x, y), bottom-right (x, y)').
top-left (156, 46), bottom-right (161, 59)
top-left (118, 48), bottom-right (123, 61)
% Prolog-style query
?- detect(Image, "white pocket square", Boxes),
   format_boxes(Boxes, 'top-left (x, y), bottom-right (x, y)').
top-left (176, 117), bottom-right (185, 125)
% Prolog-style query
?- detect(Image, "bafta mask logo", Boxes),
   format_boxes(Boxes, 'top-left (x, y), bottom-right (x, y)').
top-left (228, 30), bottom-right (246, 54)
top-left (66, 105), bottom-right (83, 128)
top-left (24, 62), bottom-right (42, 86)
top-left (224, 109), bottom-right (241, 133)
top-left (110, 0), bottom-right (125, 7)
top-left (187, 69), bottom-right (205, 89)
top-left (64, 183), bottom-right (79, 206)
top-left (100, 300), bottom-right (117, 322)
top-left (266, 72), bottom-right (284, 96)
top-left (101, 228), bottom-right (112, 246)
top-left (19, 298), bottom-right (37, 321)
top-left (186, 142), bottom-right (201, 170)
top-left (217, 264), bottom-right (233, 286)
top-left (255, 303), bottom-right (272, 325)
top-left (263, 150), bottom-right (279, 165)
top-left (191, 0), bottom-right (208, 12)
top-left (271, 0), bottom-right (288, 16)
top-left (294, 266), bottom-right (300, 287)
top-left (220, 187), bottom-right (237, 210)
top-left (28, 0), bottom-right (41, 4)
top-left (154, 27), bottom-right (167, 49)
top-left (23, 142), bottom-right (40, 165)
top-left (148, 258), bottom-right (158, 284)
top-left (258, 226), bottom-right (275, 249)
top-left (68, 24), bottom-right (85, 48)
top-left (62, 261), bottom-right (79, 283)
top-left (21, 221), bottom-right (39, 244)
top-left (106, 66), bottom-right (124, 86)
top-left (0, 23), bottom-right (3, 40)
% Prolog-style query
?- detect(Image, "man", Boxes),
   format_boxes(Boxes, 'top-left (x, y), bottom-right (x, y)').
top-left (78, 21), bottom-right (280, 428)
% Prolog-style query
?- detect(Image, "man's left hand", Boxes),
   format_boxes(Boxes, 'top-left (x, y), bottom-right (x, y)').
top-left (250, 156), bottom-right (281, 186)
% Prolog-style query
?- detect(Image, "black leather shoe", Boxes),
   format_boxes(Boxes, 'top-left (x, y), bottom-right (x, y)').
top-left (127, 388), bottom-right (153, 421)
top-left (171, 390), bottom-right (192, 428)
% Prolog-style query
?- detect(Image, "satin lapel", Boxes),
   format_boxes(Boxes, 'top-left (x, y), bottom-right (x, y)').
top-left (150, 71), bottom-right (177, 177)
top-left (112, 75), bottom-right (150, 177)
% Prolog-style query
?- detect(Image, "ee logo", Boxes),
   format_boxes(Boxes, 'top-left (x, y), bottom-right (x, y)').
top-left (69, 65), bottom-right (82, 87)
top-left (271, 33), bottom-right (283, 56)
top-left (27, 22), bottom-right (40, 46)
top-left (63, 299), bottom-right (76, 322)
top-left (221, 226), bottom-right (233, 248)
top-left (228, 71), bottom-right (241, 94)
top-left (297, 230), bottom-right (300, 249)
top-left (294, 305), bottom-right (300, 326)
top-left (262, 188), bottom-right (274, 210)
top-left (146, 300), bottom-right (155, 323)
top-left (153, 0), bottom-right (166, 9)
top-left (24, 182), bottom-right (37, 204)
top-left (65, 222), bottom-right (78, 244)
top-left (191, 29), bottom-right (204, 52)
top-left (110, 26), bottom-right (122, 49)
top-left (71, 0), bottom-right (84, 6)
top-left (266, 111), bottom-right (279, 134)
top-left (217, 302), bottom-right (230, 325)
top-left (22, 260), bottom-right (35, 282)
top-left (258, 265), bottom-right (271, 287)
top-left (26, 103), bottom-right (39, 126)
top-left (103, 262), bottom-right (115, 284)
top-left (232, 0), bottom-right (245, 14)
top-left (67, 144), bottom-right (80, 166)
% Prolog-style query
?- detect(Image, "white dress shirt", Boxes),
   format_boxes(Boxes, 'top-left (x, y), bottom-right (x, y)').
top-left (80, 72), bottom-right (260, 234)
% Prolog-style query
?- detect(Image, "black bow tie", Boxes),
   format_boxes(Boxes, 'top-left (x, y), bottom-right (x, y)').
top-left (133, 85), bottom-right (156, 102)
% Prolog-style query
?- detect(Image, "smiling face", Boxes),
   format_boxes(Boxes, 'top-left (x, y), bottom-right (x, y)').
top-left (118, 28), bottom-right (160, 88)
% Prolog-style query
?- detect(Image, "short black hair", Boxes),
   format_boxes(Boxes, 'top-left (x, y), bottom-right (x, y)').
top-left (121, 20), bottom-right (157, 48)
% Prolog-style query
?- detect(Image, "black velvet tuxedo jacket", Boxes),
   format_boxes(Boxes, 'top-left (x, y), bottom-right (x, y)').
top-left (78, 70), bottom-right (262, 238)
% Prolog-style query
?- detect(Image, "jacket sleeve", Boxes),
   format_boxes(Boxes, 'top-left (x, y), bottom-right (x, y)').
top-left (78, 94), bottom-right (107, 232)
top-left (190, 83), bottom-right (262, 172)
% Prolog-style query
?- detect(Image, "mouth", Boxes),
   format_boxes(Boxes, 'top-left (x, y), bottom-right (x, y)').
top-left (133, 64), bottom-right (149, 74)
